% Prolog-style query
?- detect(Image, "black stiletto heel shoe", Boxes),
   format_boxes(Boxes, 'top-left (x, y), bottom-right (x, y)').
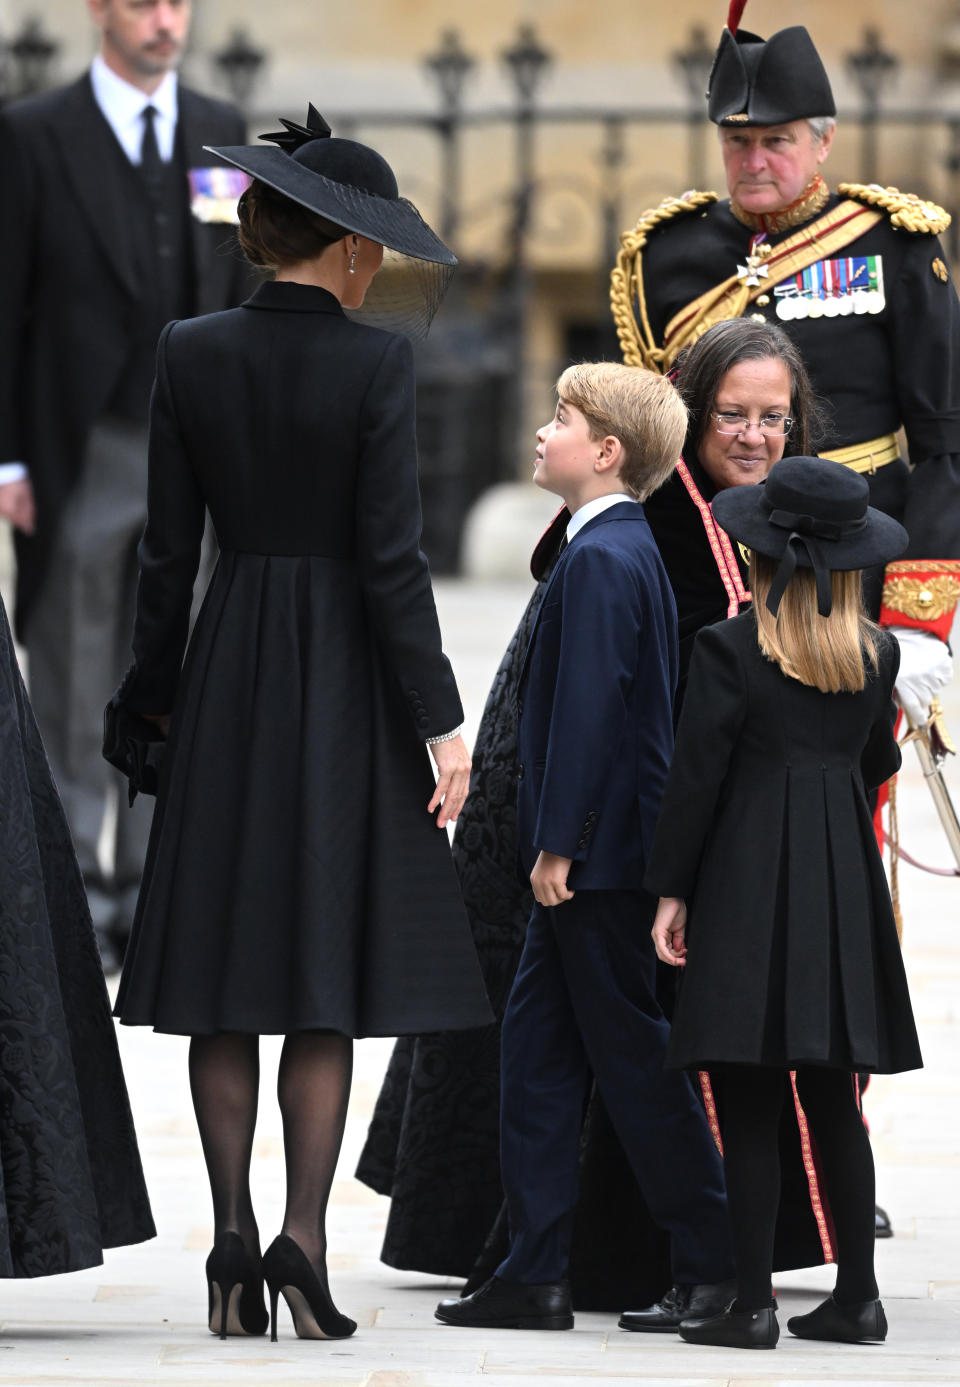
top-left (262, 1234), bottom-right (357, 1341)
top-left (205, 1231), bottom-right (269, 1339)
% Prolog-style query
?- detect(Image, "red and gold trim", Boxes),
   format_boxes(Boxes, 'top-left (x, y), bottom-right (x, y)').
top-left (698, 1070), bottom-right (724, 1156)
top-left (677, 460), bottom-right (751, 618)
top-left (730, 174), bottom-right (831, 234)
top-left (879, 560), bottom-right (960, 642)
top-left (789, 1072), bottom-right (836, 1264)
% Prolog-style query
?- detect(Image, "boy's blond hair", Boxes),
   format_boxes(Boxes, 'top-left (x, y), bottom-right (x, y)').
top-left (556, 362), bottom-right (687, 501)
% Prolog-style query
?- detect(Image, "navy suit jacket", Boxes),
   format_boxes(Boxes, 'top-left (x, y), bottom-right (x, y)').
top-left (516, 501), bottom-right (678, 891)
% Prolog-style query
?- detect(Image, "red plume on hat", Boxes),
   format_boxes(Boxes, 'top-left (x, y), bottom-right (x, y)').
top-left (727, 0), bottom-right (748, 33)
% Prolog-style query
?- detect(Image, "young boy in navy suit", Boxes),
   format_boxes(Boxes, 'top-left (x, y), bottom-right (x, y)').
top-left (437, 363), bottom-right (735, 1331)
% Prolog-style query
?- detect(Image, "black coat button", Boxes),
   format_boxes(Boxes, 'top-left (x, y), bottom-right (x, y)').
top-left (517, 763), bottom-right (525, 779)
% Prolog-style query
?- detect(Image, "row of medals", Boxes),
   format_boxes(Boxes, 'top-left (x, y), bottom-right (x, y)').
top-left (774, 288), bottom-right (885, 321)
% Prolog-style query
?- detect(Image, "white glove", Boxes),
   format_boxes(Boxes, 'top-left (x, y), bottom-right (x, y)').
top-left (891, 627), bottom-right (954, 726)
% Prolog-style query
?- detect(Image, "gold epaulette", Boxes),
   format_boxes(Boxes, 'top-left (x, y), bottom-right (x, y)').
top-left (838, 183), bottom-right (951, 236)
top-left (611, 191), bottom-right (718, 370)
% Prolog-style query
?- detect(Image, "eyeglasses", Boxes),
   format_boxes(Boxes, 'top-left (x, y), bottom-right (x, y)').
top-left (712, 411), bottom-right (794, 436)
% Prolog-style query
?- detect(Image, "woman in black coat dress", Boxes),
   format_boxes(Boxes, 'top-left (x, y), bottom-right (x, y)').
top-left (0, 593), bottom-right (154, 1278)
top-left (649, 457), bottom-right (921, 1350)
top-left (105, 110), bottom-right (490, 1342)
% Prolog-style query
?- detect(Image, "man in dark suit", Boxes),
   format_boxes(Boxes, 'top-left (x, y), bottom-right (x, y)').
top-left (436, 363), bottom-right (735, 1331)
top-left (0, 0), bottom-right (248, 969)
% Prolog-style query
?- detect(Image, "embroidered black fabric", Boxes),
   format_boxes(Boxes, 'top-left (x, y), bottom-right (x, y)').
top-left (0, 597), bottom-right (155, 1276)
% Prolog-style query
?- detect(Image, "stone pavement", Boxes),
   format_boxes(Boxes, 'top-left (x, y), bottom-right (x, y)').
top-left (1, 575), bottom-right (959, 1386)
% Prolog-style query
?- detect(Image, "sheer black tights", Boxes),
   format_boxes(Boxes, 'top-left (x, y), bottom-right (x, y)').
top-left (277, 1031), bottom-right (353, 1281)
top-left (720, 1064), bottom-right (878, 1311)
top-left (189, 1030), bottom-right (353, 1280)
top-left (189, 1033), bottom-right (261, 1256)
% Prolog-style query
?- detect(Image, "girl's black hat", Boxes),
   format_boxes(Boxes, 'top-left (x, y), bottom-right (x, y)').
top-left (711, 456), bottom-right (908, 616)
top-left (206, 105), bottom-right (455, 266)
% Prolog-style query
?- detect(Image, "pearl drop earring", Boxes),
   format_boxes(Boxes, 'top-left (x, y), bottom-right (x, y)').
top-left (348, 251), bottom-right (358, 275)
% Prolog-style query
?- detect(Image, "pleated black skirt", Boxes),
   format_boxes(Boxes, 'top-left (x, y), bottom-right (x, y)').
top-left (115, 551), bottom-right (491, 1037)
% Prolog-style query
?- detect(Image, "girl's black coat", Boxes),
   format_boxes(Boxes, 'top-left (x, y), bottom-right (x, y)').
top-left (112, 281), bottom-right (491, 1037)
top-left (645, 614), bottom-right (922, 1075)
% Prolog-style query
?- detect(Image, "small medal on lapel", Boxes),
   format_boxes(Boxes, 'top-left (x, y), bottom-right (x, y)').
top-left (188, 166), bottom-right (251, 223)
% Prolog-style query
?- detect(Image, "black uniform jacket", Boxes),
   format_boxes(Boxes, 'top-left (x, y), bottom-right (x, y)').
top-left (112, 283), bottom-right (491, 1038)
top-left (641, 195), bottom-right (960, 562)
top-left (0, 74), bottom-right (247, 636)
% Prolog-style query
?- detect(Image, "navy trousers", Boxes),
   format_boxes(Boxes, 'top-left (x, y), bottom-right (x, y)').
top-left (497, 888), bottom-right (734, 1286)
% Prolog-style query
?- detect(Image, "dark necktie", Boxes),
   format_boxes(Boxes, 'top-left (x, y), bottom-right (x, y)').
top-left (139, 104), bottom-right (163, 191)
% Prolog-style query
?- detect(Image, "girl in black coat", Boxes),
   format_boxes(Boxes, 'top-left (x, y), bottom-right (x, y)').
top-left (105, 110), bottom-right (489, 1343)
top-left (648, 457), bottom-right (922, 1350)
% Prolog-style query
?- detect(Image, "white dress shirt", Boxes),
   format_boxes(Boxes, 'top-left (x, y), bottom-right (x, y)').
top-left (565, 492), bottom-right (637, 543)
top-left (0, 60), bottom-right (180, 483)
top-left (89, 54), bottom-right (178, 163)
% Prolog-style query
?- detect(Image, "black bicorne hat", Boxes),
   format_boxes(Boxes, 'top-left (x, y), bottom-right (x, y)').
top-left (707, 20), bottom-right (836, 127)
top-left (711, 458), bottom-right (907, 617)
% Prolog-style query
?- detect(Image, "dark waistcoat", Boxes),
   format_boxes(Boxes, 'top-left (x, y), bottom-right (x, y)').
top-left (107, 129), bottom-right (194, 421)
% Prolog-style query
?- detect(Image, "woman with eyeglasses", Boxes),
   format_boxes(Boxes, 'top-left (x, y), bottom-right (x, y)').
top-left (358, 317), bottom-right (831, 1317)
top-left (642, 317), bottom-right (823, 710)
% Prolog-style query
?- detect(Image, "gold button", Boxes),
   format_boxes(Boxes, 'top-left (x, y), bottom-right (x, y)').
top-left (757, 294), bottom-right (771, 306)
top-left (918, 588), bottom-right (934, 609)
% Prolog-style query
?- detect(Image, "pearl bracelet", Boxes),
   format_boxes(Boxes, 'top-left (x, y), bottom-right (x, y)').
top-left (425, 724), bottom-right (463, 746)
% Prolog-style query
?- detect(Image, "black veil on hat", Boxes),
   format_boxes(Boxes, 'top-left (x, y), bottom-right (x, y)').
top-left (206, 106), bottom-right (456, 339)
top-left (707, 1), bottom-right (836, 127)
top-left (711, 458), bottom-right (908, 617)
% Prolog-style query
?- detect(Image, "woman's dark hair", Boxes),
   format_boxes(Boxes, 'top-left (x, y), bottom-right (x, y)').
top-left (672, 318), bottom-right (827, 462)
top-left (237, 178), bottom-right (349, 271)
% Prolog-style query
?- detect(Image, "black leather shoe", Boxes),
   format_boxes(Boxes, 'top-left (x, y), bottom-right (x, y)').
top-left (619, 1279), bottom-right (736, 1332)
top-left (787, 1294), bottom-right (887, 1343)
top-left (875, 1204), bottom-right (894, 1239)
top-left (435, 1276), bottom-right (573, 1330)
top-left (679, 1305), bottom-right (779, 1349)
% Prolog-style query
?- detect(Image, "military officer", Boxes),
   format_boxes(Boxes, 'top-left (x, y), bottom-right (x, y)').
top-left (611, 13), bottom-right (960, 722)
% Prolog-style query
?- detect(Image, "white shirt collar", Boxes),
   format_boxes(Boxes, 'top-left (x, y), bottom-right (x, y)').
top-left (90, 55), bottom-right (178, 164)
top-left (566, 492), bottom-right (637, 543)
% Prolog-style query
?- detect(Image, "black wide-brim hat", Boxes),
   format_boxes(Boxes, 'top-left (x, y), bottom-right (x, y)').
top-left (708, 23), bottom-right (836, 127)
top-left (711, 457), bottom-right (907, 615)
top-left (205, 105), bottom-right (456, 266)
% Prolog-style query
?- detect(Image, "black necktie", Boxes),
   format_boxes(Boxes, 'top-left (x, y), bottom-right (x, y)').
top-left (139, 104), bottom-right (162, 191)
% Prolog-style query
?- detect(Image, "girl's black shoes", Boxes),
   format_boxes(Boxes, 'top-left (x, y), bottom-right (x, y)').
top-left (262, 1233), bottom-right (357, 1340)
top-left (787, 1294), bottom-right (887, 1343)
top-left (205, 1231), bottom-right (269, 1339)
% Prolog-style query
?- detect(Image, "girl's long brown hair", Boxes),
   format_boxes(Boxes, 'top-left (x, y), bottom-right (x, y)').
top-left (749, 551), bottom-right (879, 693)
